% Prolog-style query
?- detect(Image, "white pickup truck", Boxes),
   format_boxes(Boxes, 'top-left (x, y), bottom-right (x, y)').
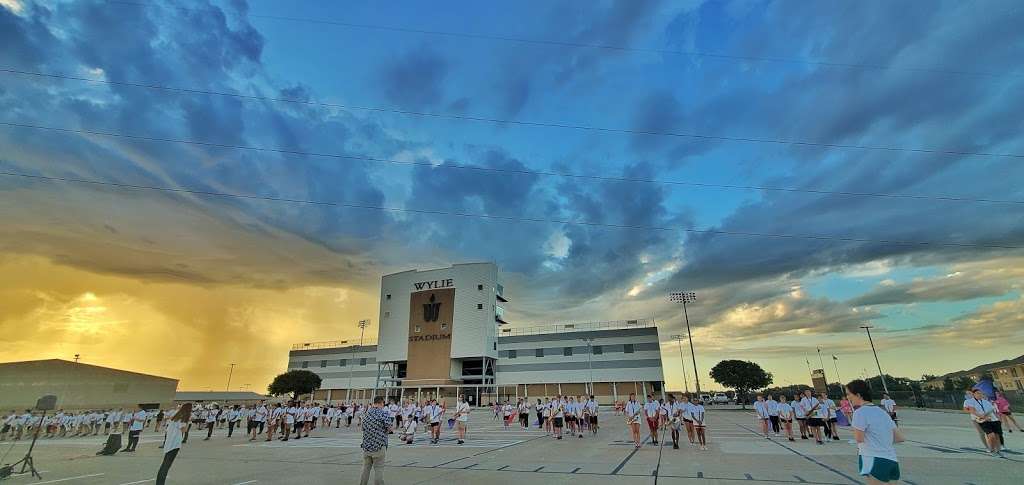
top-left (712, 392), bottom-right (730, 404)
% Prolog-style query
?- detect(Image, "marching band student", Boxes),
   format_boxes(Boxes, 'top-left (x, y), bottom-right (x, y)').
top-left (542, 398), bottom-right (552, 434)
top-left (534, 399), bottom-right (544, 430)
top-left (767, 394), bottom-right (781, 435)
top-left (517, 399), bottom-right (530, 430)
top-left (793, 393), bottom-right (809, 439)
top-left (425, 399), bottom-right (443, 444)
top-left (305, 403), bottom-right (316, 437)
top-left (203, 404), bottom-right (218, 440)
top-left (659, 398), bottom-right (670, 431)
top-left (964, 387), bottom-right (1003, 456)
top-left (156, 403), bottom-right (190, 485)
top-left (454, 394), bottom-right (471, 445)
top-left (847, 380), bottom-right (904, 484)
top-left (692, 400), bottom-right (708, 450)
top-left (809, 394), bottom-right (828, 445)
top-left (122, 405), bottom-right (146, 452)
top-left (388, 399), bottom-right (400, 433)
top-left (154, 408), bottom-right (165, 432)
top-left (493, 402), bottom-right (501, 421)
top-left (586, 395), bottom-right (599, 435)
top-left (121, 407), bottom-right (132, 436)
top-left (267, 403), bottom-right (283, 441)
top-left (252, 402), bottom-right (267, 441)
top-left (551, 395), bottom-right (565, 440)
top-left (880, 394), bottom-right (898, 426)
top-left (778, 395), bottom-right (795, 441)
top-left (668, 394), bottom-right (682, 449)
top-left (501, 400), bottom-right (513, 430)
top-left (564, 396), bottom-right (577, 437)
top-left (625, 393), bottom-right (642, 449)
top-left (1, 410), bottom-right (16, 441)
top-left (754, 394), bottom-right (770, 438)
top-left (104, 408), bottom-right (116, 435)
top-left (345, 402), bottom-right (355, 427)
top-left (680, 395), bottom-right (696, 446)
top-left (227, 405), bottom-right (242, 438)
top-left (643, 394), bottom-right (661, 446)
top-left (823, 392), bottom-right (841, 441)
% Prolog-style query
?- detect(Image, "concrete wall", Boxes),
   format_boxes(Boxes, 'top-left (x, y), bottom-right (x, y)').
top-left (377, 263), bottom-right (501, 363)
top-left (494, 327), bottom-right (665, 386)
top-left (0, 360), bottom-right (178, 411)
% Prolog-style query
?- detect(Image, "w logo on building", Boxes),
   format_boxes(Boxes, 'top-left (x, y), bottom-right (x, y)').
top-left (423, 294), bottom-right (442, 322)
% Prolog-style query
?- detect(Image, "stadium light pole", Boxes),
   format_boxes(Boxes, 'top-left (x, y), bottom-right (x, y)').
top-left (860, 325), bottom-right (890, 395)
top-left (670, 334), bottom-right (690, 394)
top-left (579, 337), bottom-right (595, 395)
top-left (346, 319), bottom-right (370, 402)
top-left (225, 363), bottom-right (236, 392)
top-left (669, 291), bottom-right (701, 395)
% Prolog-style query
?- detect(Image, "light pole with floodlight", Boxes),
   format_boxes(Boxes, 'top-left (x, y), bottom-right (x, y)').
top-left (346, 319), bottom-right (370, 401)
top-left (579, 337), bottom-right (595, 395)
top-left (669, 291), bottom-right (701, 395)
top-left (670, 334), bottom-right (690, 394)
top-left (860, 325), bottom-right (890, 395)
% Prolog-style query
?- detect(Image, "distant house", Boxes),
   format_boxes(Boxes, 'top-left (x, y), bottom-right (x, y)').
top-left (0, 359), bottom-right (178, 411)
top-left (921, 354), bottom-right (1024, 392)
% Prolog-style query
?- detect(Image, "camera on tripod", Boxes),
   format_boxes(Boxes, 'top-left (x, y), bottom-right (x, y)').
top-left (0, 395), bottom-right (57, 481)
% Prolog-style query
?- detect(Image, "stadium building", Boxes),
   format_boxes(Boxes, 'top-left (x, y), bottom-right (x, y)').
top-left (288, 263), bottom-right (665, 405)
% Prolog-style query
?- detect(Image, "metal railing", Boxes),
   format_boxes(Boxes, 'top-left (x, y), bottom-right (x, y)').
top-left (290, 338), bottom-right (378, 351)
top-left (497, 318), bottom-right (655, 337)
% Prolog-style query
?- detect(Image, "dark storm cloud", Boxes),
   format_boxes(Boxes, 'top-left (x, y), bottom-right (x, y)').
top-left (660, 0), bottom-right (1024, 291)
top-left (377, 47), bottom-right (450, 110)
top-left (0, 0), bottom-right (402, 288)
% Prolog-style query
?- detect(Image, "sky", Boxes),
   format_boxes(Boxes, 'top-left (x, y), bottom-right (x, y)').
top-left (1, 0), bottom-right (1023, 392)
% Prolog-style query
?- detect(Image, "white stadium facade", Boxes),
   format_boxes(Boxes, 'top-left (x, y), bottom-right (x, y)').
top-left (288, 262), bottom-right (666, 406)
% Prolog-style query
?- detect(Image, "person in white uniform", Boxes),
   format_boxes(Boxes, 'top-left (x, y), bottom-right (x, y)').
top-left (454, 395), bottom-right (471, 445)
top-left (847, 380), bottom-right (903, 484)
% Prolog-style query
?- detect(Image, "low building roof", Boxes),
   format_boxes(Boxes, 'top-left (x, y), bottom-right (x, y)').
top-left (174, 391), bottom-right (268, 401)
top-left (0, 359), bottom-right (178, 382)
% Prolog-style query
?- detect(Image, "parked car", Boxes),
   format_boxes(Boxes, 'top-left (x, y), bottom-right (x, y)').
top-left (699, 394), bottom-right (711, 405)
top-left (712, 392), bottom-right (730, 404)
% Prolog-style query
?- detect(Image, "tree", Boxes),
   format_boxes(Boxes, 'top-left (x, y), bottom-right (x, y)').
top-left (709, 360), bottom-right (773, 409)
top-left (267, 370), bottom-right (322, 400)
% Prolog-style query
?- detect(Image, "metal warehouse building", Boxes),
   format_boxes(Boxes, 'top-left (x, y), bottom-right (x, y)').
top-left (0, 359), bottom-right (178, 411)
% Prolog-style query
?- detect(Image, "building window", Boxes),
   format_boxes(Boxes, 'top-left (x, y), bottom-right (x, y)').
top-left (478, 284), bottom-right (483, 290)
top-left (384, 311), bottom-right (390, 318)
top-left (441, 323), bottom-right (448, 330)
top-left (536, 348), bottom-right (544, 357)
top-left (360, 358), bottom-right (367, 366)
top-left (593, 345), bottom-right (603, 355)
top-left (477, 303), bottom-right (483, 309)
top-left (386, 294), bottom-right (391, 300)
top-left (508, 350), bottom-right (517, 359)
top-left (623, 344), bottom-right (635, 354)
top-left (301, 361), bottom-right (309, 368)
top-left (320, 360), bottom-right (327, 368)
top-left (339, 359), bottom-right (347, 367)
top-left (415, 325), bottom-right (421, 333)
top-left (564, 347), bottom-right (573, 356)
top-left (493, 342), bottom-right (497, 350)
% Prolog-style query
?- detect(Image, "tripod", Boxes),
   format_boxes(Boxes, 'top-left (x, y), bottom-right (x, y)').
top-left (10, 411), bottom-right (45, 480)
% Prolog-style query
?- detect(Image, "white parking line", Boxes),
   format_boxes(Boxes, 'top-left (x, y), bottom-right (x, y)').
top-left (34, 473), bottom-right (105, 484)
top-left (232, 480), bottom-right (258, 485)
top-left (117, 479), bottom-right (154, 485)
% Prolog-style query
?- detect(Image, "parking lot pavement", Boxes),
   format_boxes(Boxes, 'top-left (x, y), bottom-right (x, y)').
top-left (1, 409), bottom-right (1020, 484)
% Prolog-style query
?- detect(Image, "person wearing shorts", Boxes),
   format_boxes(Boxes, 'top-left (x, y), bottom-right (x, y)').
top-left (847, 379), bottom-right (903, 484)
top-left (807, 395), bottom-right (826, 445)
top-left (754, 394), bottom-right (770, 438)
top-left (586, 395), bottom-right (599, 434)
top-left (551, 396), bottom-right (565, 440)
top-left (964, 388), bottom-right (1004, 456)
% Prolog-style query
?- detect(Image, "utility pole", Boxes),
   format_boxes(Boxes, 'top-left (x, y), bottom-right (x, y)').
top-left (73, 354), bottom-right (80, 363)
top-left (861, 325), bottom-right (890, 395)
top-left (226, 363), bottom-right (236, 392)
top-left (346, 319), bottom-right (370, 401)
top-left (670, 334), bottom-right (690, 394)
top-left (669, 292), bottom-right (701, 395)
